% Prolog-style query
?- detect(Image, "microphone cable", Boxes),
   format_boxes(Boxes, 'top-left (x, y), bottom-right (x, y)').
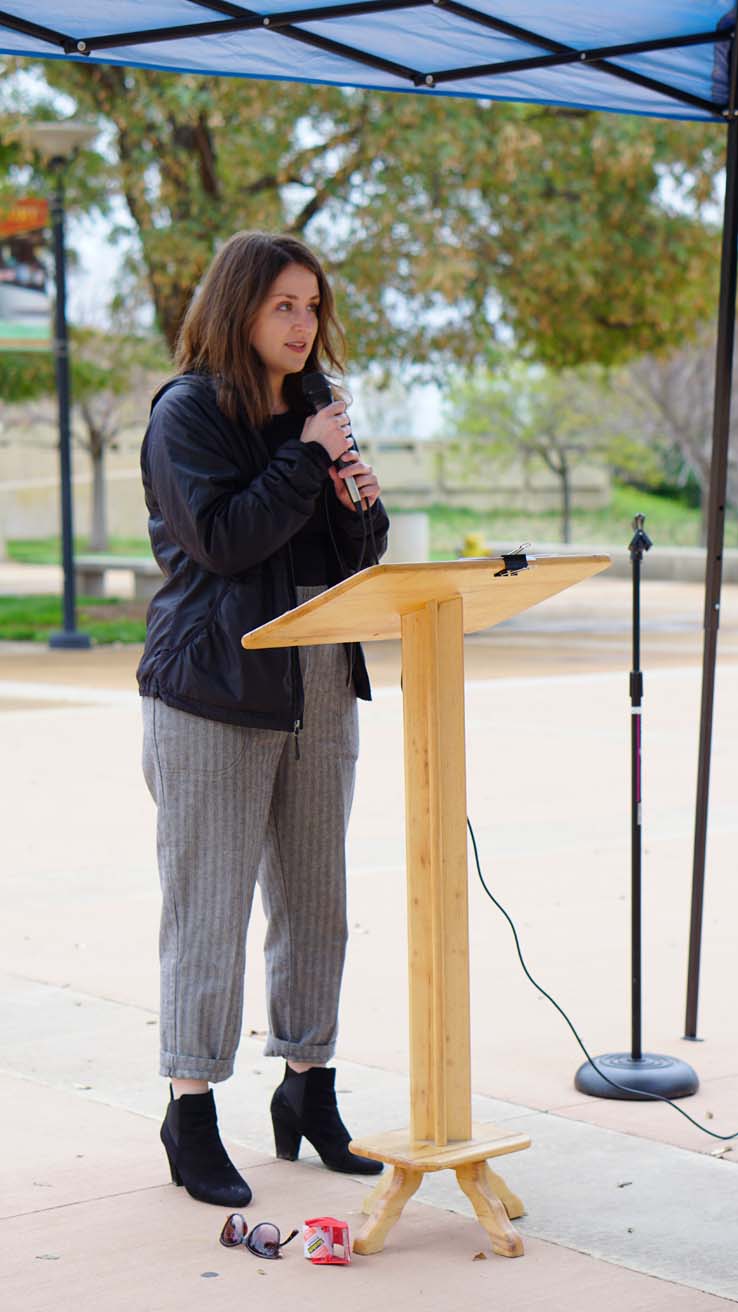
top-left (466, 816), bottom-right (738, 1143)
top-left (365, 496), bottom-right (379, 565)
top-left (324, 487), bottom-right (379, 577)
top-left (323, 487), bottom-right (379, 692)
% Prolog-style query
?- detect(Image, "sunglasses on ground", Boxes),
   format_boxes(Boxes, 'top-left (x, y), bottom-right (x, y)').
top-left (219, 1213), bottom-right (298, 1259)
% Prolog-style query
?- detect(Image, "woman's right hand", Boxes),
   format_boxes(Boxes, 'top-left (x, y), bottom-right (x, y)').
top-left (300, 400), bottom-right (355, 462)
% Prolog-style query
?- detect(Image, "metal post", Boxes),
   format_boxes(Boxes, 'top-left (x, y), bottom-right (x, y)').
top-left (48, 160), bottom-right (90, 651)
top-left (684, 26), bottom-right (738, 1036)
top-left (684, 112), bottom-right (738, 1036)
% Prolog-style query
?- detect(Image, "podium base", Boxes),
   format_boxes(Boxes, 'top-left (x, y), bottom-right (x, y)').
top-left (574, 1051), bottom-right (699, 1100)
top-left (350, 1123), bottom-right (530, 1257)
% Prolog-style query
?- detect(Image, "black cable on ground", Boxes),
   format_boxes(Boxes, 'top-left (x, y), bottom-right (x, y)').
top-left (466, 816), bottom-right (738, 1142)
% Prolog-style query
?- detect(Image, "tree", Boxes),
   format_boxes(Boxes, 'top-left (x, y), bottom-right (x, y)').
top-left (443, 362), bottom-right (659, 542)
top-left (69, 329), bottom-right (170, 548)
top-left (0, 350), bottom-right (56, 403)
top-left (612, 328), bottom-right (738, 543)
top-left (4, 329), bottom-right (169, 549)
top-left (5, 61), bottom-right (724, 374)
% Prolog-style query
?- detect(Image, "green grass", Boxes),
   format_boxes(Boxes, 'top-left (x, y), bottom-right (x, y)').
top-left (385, 485), bottom-right (738, 560)
top-left (7, 537), bottom-right (152, 565)
top-left (0, 595), bottom-right (146, 644)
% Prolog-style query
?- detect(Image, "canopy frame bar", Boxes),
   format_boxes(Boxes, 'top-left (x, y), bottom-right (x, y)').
top-left (433, 2), bottom-right (730, 114)
top-left (255, 16), bottom-right (424, 80)
top-left (0, 8), bottom-right (70, 48)
top-left (0, 1), bottom-right (730, 117)
top-left (432, 28), bottom-right (731, 98)
top-left (685, 23), bottom-right (738, 1040)
top-left (67, 1), bottom-right (429, 60)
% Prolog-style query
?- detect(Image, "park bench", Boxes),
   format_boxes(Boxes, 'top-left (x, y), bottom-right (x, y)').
top-left (74, 554), bottom-right (163, 602)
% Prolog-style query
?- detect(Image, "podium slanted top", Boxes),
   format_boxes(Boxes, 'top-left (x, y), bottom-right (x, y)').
top-left (241, 555), bottom-right (610, 649)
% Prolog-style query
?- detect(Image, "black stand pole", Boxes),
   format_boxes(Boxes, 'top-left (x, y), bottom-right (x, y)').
top-left (684, 102), bottom-right (738, 1039)
top-left (574, 515), bottom-right (698, 1100)
top-left (48, 160), bottom-right (90, 651)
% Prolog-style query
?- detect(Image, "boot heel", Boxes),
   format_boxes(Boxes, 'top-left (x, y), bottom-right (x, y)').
top-left (161, 1123), bottom-right (183, 1185)
top-left (272, 1114), bottom-right (302, 1161)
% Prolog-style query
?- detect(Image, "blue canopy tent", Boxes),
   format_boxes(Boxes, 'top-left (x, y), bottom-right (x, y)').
top-left (1, 2), bottom-right (735, 1037)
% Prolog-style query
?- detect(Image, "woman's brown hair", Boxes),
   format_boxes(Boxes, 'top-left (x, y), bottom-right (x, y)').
top-left (174, 231), bottom-right (346, 429)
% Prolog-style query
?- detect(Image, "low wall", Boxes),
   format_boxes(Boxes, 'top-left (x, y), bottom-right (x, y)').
top-left (0, 469), bottom-right (148, 543)
top-left (0, 435), bottom-right (610, 547)
top-left (524, 541), bottom-right (738, 584)
top-left (360, 440), bottom-right (610, 512)
top-left (386, 524), bottom-right (738, 581)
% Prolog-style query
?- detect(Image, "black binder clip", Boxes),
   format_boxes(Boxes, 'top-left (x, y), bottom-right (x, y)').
top-left (494, 545), bottom-right (530, 578)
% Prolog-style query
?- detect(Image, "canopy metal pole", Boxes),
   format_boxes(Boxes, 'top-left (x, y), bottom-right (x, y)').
top-left (684, 63), bottom-right (738, 1039)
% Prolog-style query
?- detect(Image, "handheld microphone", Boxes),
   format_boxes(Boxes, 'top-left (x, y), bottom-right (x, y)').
top-left (301, 372), bottom-right (363, 507)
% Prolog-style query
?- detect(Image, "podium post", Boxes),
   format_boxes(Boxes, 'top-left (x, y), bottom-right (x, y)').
top-left (402, 596), bottom-right (471, 1147)
top-left (242, 555), bottom-right (610, 1257)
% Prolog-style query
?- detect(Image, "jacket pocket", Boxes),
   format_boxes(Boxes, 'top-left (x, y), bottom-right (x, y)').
top-left (151, 697), bottom-right (249, 776)
top-left (159, 579), bottom-right (232, 659)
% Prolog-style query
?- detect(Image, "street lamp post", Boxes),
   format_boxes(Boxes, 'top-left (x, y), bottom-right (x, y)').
top-left (24, 120), bottom-right (98, 650)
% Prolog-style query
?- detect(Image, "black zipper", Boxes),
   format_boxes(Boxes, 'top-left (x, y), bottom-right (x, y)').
top-left (255, 416), bottom-right (303, 750)
top-left (322, 485), bottom-right (357, 689)
top-left (285, 540), bottom-right (304, 759)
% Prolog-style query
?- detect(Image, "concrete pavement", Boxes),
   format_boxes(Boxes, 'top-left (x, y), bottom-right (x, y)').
top-left (2, 566), bottom-right (738, 1309)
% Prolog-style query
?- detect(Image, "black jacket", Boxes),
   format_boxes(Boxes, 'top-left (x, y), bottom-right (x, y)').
top-left (136, 373), bottom-right (390, 733)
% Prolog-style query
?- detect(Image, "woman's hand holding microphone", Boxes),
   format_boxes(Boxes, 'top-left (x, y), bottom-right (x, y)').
top-left (300, 401), bottom-right (381, 512)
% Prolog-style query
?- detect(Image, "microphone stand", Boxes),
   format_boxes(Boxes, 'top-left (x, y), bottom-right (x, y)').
top-left (574, 514), bottom-right (699, 1100)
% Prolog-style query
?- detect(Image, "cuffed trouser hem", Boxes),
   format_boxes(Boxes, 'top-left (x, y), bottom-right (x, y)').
top-left (159, 1052), bottom-right (234, 1083)
top-left (263, 1035), bottom-right (336, 1062)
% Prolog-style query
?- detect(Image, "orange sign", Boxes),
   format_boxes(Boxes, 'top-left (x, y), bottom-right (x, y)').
top-left (0, 196), bottom-right (51, 350)
top-left (0, 197), bottom-right (49, 239)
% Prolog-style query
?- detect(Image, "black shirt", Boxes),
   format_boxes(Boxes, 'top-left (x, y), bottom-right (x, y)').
top-left (261, 411), bottom-right (337, 585)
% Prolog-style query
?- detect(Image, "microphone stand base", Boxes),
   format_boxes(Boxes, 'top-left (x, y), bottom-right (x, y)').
top-left (574, 1051), bottom-right (699, 1100)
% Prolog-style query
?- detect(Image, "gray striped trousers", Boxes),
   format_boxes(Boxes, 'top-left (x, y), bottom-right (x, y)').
top-left (141, 587), bottom-right (359, 1082)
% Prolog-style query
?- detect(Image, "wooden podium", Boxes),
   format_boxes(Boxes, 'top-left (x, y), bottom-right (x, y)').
top-left (242, 555), bottom-right (609, 1257)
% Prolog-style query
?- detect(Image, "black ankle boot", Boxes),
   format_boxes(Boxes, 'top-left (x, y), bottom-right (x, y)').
top-left (160, 1086), bottom-right (253, 1207)
top-left (270, 1064), bottom-right (383, 1176)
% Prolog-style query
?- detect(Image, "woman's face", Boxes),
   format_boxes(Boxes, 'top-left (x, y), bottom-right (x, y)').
top-left (250, 262), bottom-right (320, 397)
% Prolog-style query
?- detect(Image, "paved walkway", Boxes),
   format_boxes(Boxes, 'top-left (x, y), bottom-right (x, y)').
top-left (2, 566), bottom-right (738, 1310)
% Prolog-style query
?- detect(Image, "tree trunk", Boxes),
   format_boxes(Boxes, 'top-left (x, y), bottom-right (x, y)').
top-left (89, 446), bottom-right (108, 552)
top-left (561, 458), bottom-right (572, 544)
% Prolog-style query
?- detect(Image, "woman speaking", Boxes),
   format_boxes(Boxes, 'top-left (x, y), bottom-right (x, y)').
top-left (138, 231), bottom-right (389, 1206)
